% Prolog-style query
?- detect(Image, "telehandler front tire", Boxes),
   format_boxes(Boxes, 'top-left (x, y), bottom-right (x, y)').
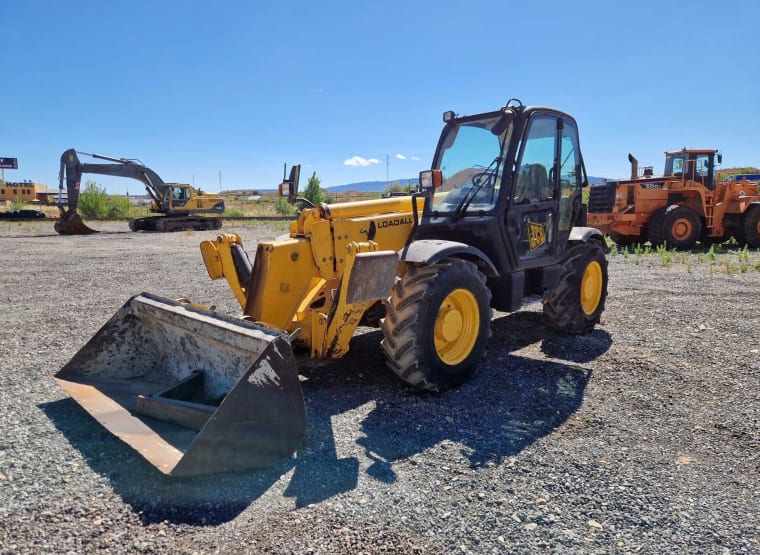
top-left (543, 240), bottom-right (608, 334)
top-left (380, 259), bottom-right (492, 392)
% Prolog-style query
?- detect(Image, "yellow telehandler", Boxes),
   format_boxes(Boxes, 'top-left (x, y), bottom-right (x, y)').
top-left (54, 100), bottom-right (608, 475)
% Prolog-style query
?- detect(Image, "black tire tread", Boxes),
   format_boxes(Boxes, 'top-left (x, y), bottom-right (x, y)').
top-left (740, 205), bottom-right (760, 248)
top-left (543, 241), bottom-right (608, 334)
top-left (646, 207), bottom-right (668, 246)
top-left (380, 259), bottom-right (492, 392)
top-left (663, 205), bottom-right (701, 249)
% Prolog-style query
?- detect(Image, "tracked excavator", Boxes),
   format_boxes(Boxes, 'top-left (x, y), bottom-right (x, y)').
top-left (55, 149), bottom-right (225, 234)
top-left (54, 100), bottom-right (609, 476)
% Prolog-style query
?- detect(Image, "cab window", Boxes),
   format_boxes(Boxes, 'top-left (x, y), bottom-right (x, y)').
top-left (513, 116), bottom-right (557, 204)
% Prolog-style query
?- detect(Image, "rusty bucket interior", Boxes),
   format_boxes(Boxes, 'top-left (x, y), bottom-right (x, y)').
top-left (53, 293), bottom-right (306, 476)
top-left (54, 211), bottom-right (99, 235)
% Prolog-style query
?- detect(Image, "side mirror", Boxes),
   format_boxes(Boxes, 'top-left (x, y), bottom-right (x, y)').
top-left (278, 164), bottom-right (301, 203)
top-left (716, 154), bottom-right (722, 165)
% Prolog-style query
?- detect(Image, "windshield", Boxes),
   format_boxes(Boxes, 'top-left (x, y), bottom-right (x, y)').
top-left (431, 115), bottom-right (511, 214)
top-left (664, 154), bottom-right (686, 177)
top-left (664, 152), bottom-right (711, 179)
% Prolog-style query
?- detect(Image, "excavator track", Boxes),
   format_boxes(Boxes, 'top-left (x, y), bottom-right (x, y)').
top-left (129, 216), bottom-right (223, 232)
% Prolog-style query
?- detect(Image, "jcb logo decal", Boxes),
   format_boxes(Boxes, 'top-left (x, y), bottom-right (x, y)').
top-left (527, 221), bottom-right (546, 250)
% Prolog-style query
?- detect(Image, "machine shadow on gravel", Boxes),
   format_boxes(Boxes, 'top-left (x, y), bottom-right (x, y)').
top-left (40, 310), bottom-right (612, 520)
top-left (284, 310), bottom-right (611, 506)
top-left (40, 398), bottom-right (301, 525)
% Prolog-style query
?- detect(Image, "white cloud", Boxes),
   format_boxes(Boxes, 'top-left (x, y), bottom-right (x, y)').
top-left (410, 156), bottom-right (421, 161)
top-left (395, 153), bottom-right (406, 160)
top-left (344, 156), bottom-right (380, 167)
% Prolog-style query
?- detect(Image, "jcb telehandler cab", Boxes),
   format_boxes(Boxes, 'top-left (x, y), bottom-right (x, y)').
top-left (54, 100), bottom-right (608, 475)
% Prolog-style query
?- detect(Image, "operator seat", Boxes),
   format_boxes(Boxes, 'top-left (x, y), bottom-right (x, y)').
top-left (514, 164), bottom-right (551, 203)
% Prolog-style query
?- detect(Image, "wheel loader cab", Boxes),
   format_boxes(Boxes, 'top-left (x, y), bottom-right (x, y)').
top-left (417, 105), bottom-right (585, 282)
top-left (664, 150), bottom-right (716, 190)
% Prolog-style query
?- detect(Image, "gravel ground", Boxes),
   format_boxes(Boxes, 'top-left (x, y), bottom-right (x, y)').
top-left (0, 220), bottom-right (758, 554)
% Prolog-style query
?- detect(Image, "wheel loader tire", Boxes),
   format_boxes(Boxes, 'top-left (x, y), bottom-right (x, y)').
top-left (380, 259), bottom-right (492, 392)
top-left (543, 240), bottom-right (608, 335)
top-left (647, 205), bottom-right (701, 249)
top-left (663, 205), bottom-right (701, 249)
top-left (739, 205), bottom-right (760, 248)
top-left (646, 207), bottom-right (668, 247)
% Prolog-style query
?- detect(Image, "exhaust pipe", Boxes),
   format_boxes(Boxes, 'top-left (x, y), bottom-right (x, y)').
top-left (53, 293), bottom-right (306, 476)
top-left (628, 153), bottom-right (639, 180)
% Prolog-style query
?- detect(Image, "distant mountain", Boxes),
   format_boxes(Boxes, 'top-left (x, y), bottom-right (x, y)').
top-left (325, 179), bottom-right (417, 193)
top-left (231, 175), bottom-right (607, 195)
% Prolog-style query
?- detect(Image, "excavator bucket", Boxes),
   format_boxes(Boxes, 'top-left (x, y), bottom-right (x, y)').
top-left (53, 293), bottom-right (306, 476)
top-left (54, 211), bottom-right (99, 235)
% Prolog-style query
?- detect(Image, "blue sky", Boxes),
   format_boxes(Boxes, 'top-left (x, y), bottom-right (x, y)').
top-left (2, 0), bottom-right (758, 194)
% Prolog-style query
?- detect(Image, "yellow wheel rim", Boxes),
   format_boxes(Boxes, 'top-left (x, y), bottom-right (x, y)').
top-left (581, 261), bottom-right (603, 316)
top-left (434, 288), bottom-right (480, 365)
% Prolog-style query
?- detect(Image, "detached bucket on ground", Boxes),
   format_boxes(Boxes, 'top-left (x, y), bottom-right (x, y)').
top-left (53, 293), bottom-right (306, 476)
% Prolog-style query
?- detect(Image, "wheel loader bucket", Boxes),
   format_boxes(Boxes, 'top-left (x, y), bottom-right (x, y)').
top-left (54, 211), bottom-right (99, 235)
top-left (53, 293), bottom-right (306, 476)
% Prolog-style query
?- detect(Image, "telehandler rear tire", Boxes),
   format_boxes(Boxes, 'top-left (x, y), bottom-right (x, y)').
top-left (380, 259), bottom-right (492, 392)
top-left (543, 240), bottom-right (608, 334)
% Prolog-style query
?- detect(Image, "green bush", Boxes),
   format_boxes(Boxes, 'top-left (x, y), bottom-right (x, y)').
top-left (274, 197), bottom-right (294, 216)
top-left (106, 195), bottom-right (133, 218)
top-left (77, 180), bottom-right (109, 218)
top-left (10, 196), bottom-right (25, 211)
top-left (303, 172), bottom-right (326, 205)
top-left (77, 180), bottom-right (135, 218)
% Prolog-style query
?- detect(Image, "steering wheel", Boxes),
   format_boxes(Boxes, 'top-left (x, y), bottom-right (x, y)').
top-left (471, 171), bottom-right (496, 203)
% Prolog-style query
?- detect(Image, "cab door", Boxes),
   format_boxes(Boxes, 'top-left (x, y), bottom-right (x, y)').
top-left (505, 114), bottom-right (561, 269)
